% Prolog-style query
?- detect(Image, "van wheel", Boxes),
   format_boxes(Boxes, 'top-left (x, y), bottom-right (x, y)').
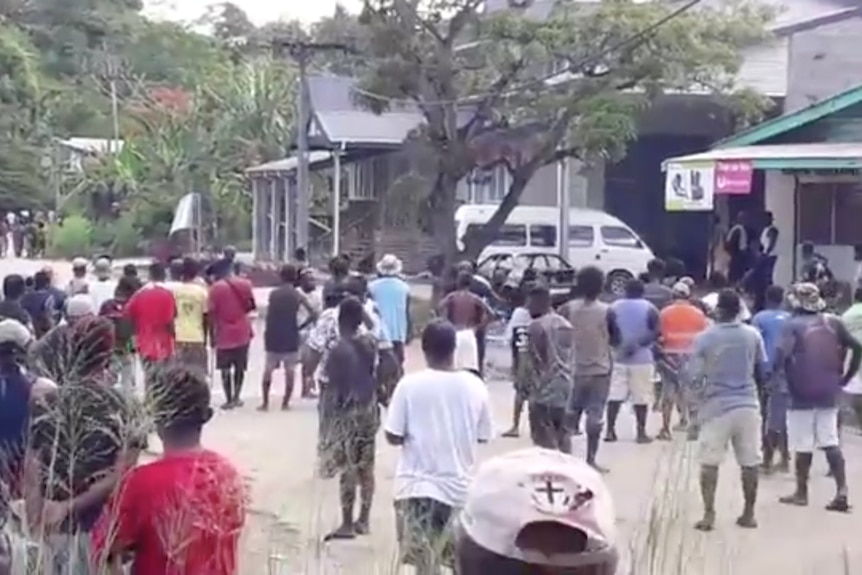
top-left (607, 270), bottom-right (633, 295)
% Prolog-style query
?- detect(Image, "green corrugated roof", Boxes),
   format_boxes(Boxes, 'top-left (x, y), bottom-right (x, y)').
top-left (715, 83), bottom-right (862, 149)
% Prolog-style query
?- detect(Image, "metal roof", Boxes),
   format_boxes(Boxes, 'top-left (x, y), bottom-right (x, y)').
top-left (245, 151), bottom-right (332, 174)
top-left (662, 142), bottom-right (862, 170)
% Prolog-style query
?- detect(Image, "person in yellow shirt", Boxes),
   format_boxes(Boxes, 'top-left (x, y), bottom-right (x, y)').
top-left (171, 257), bottom-right (210, 373)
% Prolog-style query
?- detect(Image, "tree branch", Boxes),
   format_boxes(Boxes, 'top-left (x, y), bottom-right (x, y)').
top-left (445, 0), bottom-right (484, 46)
top-left (458, 58), bottom-right (526, 140)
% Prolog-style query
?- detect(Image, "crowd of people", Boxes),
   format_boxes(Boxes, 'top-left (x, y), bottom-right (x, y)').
top-left (5, 236), bottom-right (862, 574)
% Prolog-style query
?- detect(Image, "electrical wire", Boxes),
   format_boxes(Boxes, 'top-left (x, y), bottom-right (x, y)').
top-left (351, 0), bottom-right (705, 106)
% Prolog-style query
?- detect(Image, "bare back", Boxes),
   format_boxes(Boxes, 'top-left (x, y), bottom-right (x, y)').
top-left (442, 290), bottom-right (487, 330)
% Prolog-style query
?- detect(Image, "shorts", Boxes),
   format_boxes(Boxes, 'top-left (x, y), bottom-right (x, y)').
top-left (453, 329), bottom-right (479, 372)
top-left (569, 374), bottom-right (611, 416)
top-left (176, 342), bottom-right (208, 373)
top-left (395, 497), bottom-right (455, 569)
top-left (699, 408), bottom-right (762, 467)
top-left (528, 403), bottom-right (571, 453)
top-left (215, 345), bottom-right (250, 371)
top-left (264, 351), bottom-right (300, 370)
top-left (766, 392), bottom-right (789, 433)
top-left (317, 406), bottom-right (379, 478)
top-left (656, 353), bottom-right (686, 403)
top-left (787, 408), bottom-right (839, 452)
top-left (608, 363), bottom-right (655, 405)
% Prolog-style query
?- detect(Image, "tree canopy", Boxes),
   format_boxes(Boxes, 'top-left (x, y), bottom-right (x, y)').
top-left (357, 0), bottom-right (774, 259)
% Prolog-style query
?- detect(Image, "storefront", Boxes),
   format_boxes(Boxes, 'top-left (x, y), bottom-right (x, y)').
top-left (663, 142), bottom-right (862, 285)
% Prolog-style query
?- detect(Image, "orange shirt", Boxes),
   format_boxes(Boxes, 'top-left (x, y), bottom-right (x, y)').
top-left (660, 302), bottom-right (708, 353)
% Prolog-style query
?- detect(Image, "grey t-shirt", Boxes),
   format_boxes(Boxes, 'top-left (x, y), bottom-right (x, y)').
top-left (686, 322), bottom-right (767, 422)
top-left (644, 282), bottom-right (674, 311)
top-left (526, 312), bottom-right (575, 408)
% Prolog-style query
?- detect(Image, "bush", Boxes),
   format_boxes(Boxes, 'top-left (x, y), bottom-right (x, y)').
top-left (47, 215), bottom-right (93, 259)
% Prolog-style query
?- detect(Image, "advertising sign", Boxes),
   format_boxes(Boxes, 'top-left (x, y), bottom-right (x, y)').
top-left (664, 162), bottom-right (715, 211)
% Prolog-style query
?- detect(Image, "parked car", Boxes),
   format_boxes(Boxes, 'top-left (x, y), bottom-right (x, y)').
top-left (478, 252), bottom-right (577, 307)
top-left (456, 204), bottom-right (655, 294)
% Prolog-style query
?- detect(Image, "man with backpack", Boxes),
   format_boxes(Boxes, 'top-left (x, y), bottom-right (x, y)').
top-left (775, 282), bottom-right (862, 513)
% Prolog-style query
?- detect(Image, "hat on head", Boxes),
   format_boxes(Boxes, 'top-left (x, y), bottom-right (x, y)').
top-left (376, 254), bottom-right (403, 276)
top-left (679, 276), bottom-right (695, 287)
top-left (459, 448), bottom-right (617, 568)
top-left (93, 257), bottom-right (111, 275)
top-left (788, 282), bottom-right (826, 313)
top-left (671, 281), bottom-right (691, 298)
top-left (72, 257), bottom-right (88, 269)
top-left (0, 319), bottom-right (32, 349)
top-left (66, 294), bottom-right (95, 318)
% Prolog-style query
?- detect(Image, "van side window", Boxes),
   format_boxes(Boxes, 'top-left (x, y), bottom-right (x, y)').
top-left (569, 225), bottom-right (594, 247)
top-left (601, 225), bottom-right (642, 248)
top-left (466, 223), bottom-right (527, 247)
top-left (529, 225), bottom-right (557, 247)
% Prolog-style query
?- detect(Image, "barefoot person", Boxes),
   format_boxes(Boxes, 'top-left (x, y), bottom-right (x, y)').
top-left (751, 285), bottom-right (791, 473)
top-left (438, 272), bottom-right (493, 376)
top-left (261, 264), bottom-right (317, 411)
top-left (125, 261), bottom-right (176, 392)
top-left (385, 320), bottom-right (493, 575)
top-left (92, 364), bottom-right (246, 574)
top-left (454, 448), bottom-right (618, 575)
top-left (775, 283), bottom-right (862, 512)
top-left (369, 254), bottom-right (411, 369)
top-left (524, 282), bottom-right (575, 454)
top-left (318, 297), bottom-right (382, 541)
top-left (606, 279), bottom-right (660, 444)
top-left (686, 289), bottom-right (766, 531)
top-left (208, 260), bottom-right (255, 409)
top-left (559, 267), bottom-right (619, 470)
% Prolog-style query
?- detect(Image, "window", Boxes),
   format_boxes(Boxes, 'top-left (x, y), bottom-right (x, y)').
top-left (529, 224), bottom-right (557, 247)
top-left (569, 225), bottom-right (595, 247)
top-left (466, 165), bottom-right (509, 204)
top-left (601, 225), bottom-right (642, 248)
top-left (348, 159), bottom-right (376, 201)
top-left (543, 255), bottom-right (572, 271)
top-left (466, 223), bottom-right (527, 247)
top-left (797, 182), bottom-right (862, 245)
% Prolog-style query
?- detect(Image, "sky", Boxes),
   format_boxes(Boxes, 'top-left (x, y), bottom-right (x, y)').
top-left (143, 0), bottom-right (363, 26)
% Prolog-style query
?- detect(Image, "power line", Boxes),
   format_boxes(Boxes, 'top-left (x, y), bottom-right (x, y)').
top-left (352, 0), bottom-right (705, 107)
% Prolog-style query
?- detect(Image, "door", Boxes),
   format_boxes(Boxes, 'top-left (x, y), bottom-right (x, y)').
top-left (597, 224), bottom-right (652, 276)
top-left (566, 224), bottom-right (600, 270)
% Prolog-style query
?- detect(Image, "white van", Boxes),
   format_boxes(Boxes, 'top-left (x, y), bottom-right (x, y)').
top-left (455, 204), bottom-right (655, 293)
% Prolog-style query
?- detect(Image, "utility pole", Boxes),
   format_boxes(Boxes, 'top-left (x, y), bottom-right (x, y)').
top-left (272, 39), bottom-right (354, 259)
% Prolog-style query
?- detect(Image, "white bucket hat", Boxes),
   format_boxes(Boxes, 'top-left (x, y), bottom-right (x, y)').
top-left (376, 254), bottom-right (403, 276)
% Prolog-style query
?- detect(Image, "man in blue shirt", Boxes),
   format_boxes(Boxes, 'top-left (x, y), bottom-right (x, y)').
top-left (369, 254), bottom-right (412, 369)
top-left (751, 285), bottom-right (790, 474)
top-left (686, 289), bottom-right (768, 532)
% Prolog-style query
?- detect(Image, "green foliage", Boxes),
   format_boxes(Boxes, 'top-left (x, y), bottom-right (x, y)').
top-left (358, 0), bottom-right (774, 259)
top-left (48, 214), bottom-right (93, 258)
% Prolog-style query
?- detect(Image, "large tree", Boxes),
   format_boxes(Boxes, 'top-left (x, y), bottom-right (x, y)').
top-left (358, 0), bottom-right (773, 260)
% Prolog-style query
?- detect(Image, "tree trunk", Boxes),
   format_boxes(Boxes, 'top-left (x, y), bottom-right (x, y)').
top-left (428, 170), bottom-right (459, 267)
top-left (460, 172), bottom-right (530, 261)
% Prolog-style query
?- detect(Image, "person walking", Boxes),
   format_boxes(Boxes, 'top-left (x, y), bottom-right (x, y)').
top-left (99, 277), bottom-right (139, 393)
top-left (66, 258), bottom-right (90, 297)
top-left (297, 268), bottom-right (322, 398)
top-left (20, 270), bottom-right (55, 338)
top-left (656, 281), bottom-right (709, 440)
top-left (437, 272), bottom-right (494, 376)
top-left (260, 264), bottom-right (317, 411)
top-left (208, 260), bottom-right (255, 409)
top-left (385, 320), bottom-right (493, 575)
top-left (751, 285), bottom-right (791, 473)
top-left (841, 286), bottom-right (862, 427)
top-left (605, 279), bottom-right (660, 444)
top-left (170, 257), bottom-right (210, 375)
top-left (318, 297), bottom-right (382, 541)
top-left (0, 275), bottom-right (31, 328)
top-left (686, 289), bottom-right (767, 531)
top-left (523, 283), bottom-right (575, 454)
top-left (501, 287), bottom-right (532, 438)
top-left (774, 283), bottom-right (861, 512)
top-left (559, 267), bottom-right (619, 470)
top-left (125, 261), bottom-right (176, 393)
top-left (369, 254), bottom-right (411, 368)
top-left (88, 257), bottom-right (117, 312)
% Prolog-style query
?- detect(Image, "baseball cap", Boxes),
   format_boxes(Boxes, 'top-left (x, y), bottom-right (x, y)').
top-left (66, 294), bottom-right (96, 318)
top-left (72, 257), bottom-right (88, 269)
top-left (0, 319), bottom-right (33, 349)
top-left (671, 281), bottom-right (691, 298)
top-left (459, 448), bottom-right (617, 569)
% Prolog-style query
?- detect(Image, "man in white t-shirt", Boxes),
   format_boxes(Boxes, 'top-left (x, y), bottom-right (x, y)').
top-left (385, 319), bottom-right (493, 574)
top-left (88, 257), bottom-right (118, 312)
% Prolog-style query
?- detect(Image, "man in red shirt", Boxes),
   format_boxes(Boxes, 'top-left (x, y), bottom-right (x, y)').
top-left (125, 261), bottom-right (176, 391)
top-left (91, 364), bottom-right (246, 574)
top-left (208, 261), bottom-right (255, 409)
